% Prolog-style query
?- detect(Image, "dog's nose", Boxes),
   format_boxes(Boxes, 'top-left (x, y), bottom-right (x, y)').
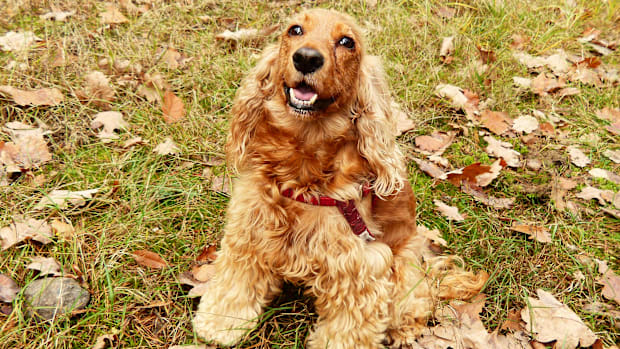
top-left (292, 47), bottom-right (324, 74)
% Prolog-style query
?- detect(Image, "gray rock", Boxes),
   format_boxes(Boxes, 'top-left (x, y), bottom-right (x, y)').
top-left (23, 277), bottom-right (89, 320)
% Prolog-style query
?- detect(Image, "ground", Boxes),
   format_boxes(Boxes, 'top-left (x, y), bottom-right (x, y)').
top-left (0, 0), bottom-right (618, 348)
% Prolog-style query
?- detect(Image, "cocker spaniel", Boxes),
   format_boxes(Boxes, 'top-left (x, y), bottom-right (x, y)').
top-left (194, 9), bottom-right (487, 348)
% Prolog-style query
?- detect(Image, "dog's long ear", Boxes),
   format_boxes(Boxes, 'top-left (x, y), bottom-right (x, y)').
top-left (226, 44), bottom-right (279, 171)
top-left (354, 55), bottom-right (405, 198)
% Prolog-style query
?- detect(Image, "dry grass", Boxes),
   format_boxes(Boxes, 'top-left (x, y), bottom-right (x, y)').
top-left (0, 0), bottom-right (618, 348)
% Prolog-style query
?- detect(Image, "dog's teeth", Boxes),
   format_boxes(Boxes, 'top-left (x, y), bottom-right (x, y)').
top-left (308, 94), bottom-right (317, 105)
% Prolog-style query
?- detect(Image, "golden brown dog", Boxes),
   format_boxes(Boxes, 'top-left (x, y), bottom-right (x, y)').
top-left (193, 9), bottom-right (486, 348)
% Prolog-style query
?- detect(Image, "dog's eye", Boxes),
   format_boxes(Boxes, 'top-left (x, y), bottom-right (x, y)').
top-left (288, 25), bottom-right (303, 36)
top-left (338, 36), bottom-right (355, 49)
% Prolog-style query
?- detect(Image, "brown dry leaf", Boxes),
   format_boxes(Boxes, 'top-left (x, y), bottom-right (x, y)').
top-left (510, 33), bottom-right (530, 50)
top-left (92, 333), bottom-right (118, 349)
top-left (606, 122), bottom-right (620, 135)
top-left (576, 186), bottom-right (615, 206)
top-left (568, 64), bottom-right (602, 86)
top-left (0, 86), bottom-right (64, 106)
top-left (513, 50), bottom-right (570, 75)
top-left (26, 256), bottom-right (63, 276)
top-left (434, 200), bottom-right (465, 221)
top-left (578, 31), bottom-right (617, 56)
top-left (413, 158), bottom-right (447, 180)
top-left (210, 174), bottom-right (232, 195)
top-left (539, 122), bottom-right (555, 137)
top-left (462, 184), bottom-right (515, 209)
top-left (556, 87), bottom-right (580, 98)
top-left (0, 274), bottom-right (20, 302)
top-left (513, 76), bottom-right (532, 89)
top-left (521, 289), bottom-right (598, 348)
top-left (76, 71), bottom-right (115, 109)
top-left (215, 24), bottom-right (279, 43)
top-left (417, 225), bottom-right (447, 247)
top-left (439, 36), bottom-right (454, 63)
top-left (477, 46), bottom-right (496, 64)
top-left (567, 146), bottom-right (591, 168)
top-left (131, 250), bottom-right (168, 269)
top-left (0, 122), bottom-right (52, 172)
top-left (435, 84), bottom-right (479, 120)
top-left (446, 160), bottom-right (505, 187)
top-left (551, 176), bottom-right (577, 211)
top-left (122, 137), bottom-right (145, 148)
top-left (501, 309), bottom-right (524, 332)
top-left (511, 223), bottom-right (551, 243)
top-left (100, 3), bottom-right (128, 24)
top-left (192, 264), bottom-right (216, 282)
top-left (34, 189), bottom-right (99, 210)
top-left (159, 47), bottom-right (192, 69)
top-left (90, 111), bottom-right (129, 142)
top-left (161, 91), bottom-right (185, 123)
top-left (153, 138), bottom-right (180, 155)
top-left (480, 110), bottom-right (513, 135)
top-left (393, 106), bottom-right (416, 136)
top-left (196, 244), bottom-right (218, 263)
top-left (530, 73), bottom-right (566, 95)
top-left (136, 85), bottom-right (160, 103)
top-left (0, 217), bottom-right (53, 250)
top-left (40, 10), bottom-right (75, 21)
top-left (603, 149), bottom-right (620, 164)
top-left (596, 107), bottom-right (620, 123)
top-left (50, 219), bottom-right (75, 240)
top-left (512, 115), bottom-right (539, 134)
top-left (597, 268), bottom-right (620, 305)
top-left (414, 131), bottom-right (455, 155)
top-left (484, 136), bottom-right (521, 167)
top-left (0, 31), bottom-right (41, 52)
top-left (588, 168), bottom-right (620, 184)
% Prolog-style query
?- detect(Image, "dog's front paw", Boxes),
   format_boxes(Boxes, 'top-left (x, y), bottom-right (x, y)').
top-left (193, 310), bottom-right (255, 346)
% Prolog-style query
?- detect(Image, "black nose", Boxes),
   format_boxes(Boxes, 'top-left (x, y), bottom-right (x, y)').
top-left (292, 47), bottom-right (324, 74)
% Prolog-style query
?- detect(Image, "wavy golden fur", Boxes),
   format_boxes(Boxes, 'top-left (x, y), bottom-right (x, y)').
top-left (194, 9), bottom-right (487, 348)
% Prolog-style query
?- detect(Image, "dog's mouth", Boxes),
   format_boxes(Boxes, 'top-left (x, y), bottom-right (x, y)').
top-left (284, 83), bottom-right (335, 115)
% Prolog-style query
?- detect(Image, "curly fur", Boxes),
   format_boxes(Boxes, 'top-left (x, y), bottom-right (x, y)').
top-left (194, 9), bottom-right (487, 348)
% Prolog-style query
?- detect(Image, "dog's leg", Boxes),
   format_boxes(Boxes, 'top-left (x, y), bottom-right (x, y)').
top-left (306, 242), bottom-right (392, 349)
top-left (193, 225), bottom-right (281, 346)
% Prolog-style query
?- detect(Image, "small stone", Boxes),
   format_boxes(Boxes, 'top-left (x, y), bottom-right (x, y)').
top-left (23, 277), bottom-right (89, 320)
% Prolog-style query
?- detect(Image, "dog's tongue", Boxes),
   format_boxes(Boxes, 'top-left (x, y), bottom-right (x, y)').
top-left (293, 86), bottom-right (317, 101)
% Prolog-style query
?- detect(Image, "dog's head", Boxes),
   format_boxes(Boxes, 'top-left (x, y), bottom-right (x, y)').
top-left (277, 9), bottom-right (364, 119)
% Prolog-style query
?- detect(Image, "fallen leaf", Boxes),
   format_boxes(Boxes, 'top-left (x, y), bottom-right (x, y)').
top-left (50, 219), bottom-right (75, 240)
top-left (510, 33), bottom-right (530, 50)
top-left (76, 71), bottom-right (115, 109)
top-left (417, 225), bottom-right (447, 247)
top-left (0, 86), bottom-right (64, 106)
top-left (445, 160), bottom-right (505, 187)
top-left (435, 84), bottom-right (479, 120)
top-left (428, 154), bottom-right (450, 167)
top-left (131, 250), bottom-right (168, 269)
top-left (484, 136), bottom-right (521, 167)
top-left (551, 176), bottom-right (577, 211)
top-left (480, 110), bottom-right (513, 135)
top-left (531, 73), bottom-right (566, 95)
top-left (26, 256), bottom-right (63, 276)
top-left (40, 10), bottom-right (75, 21)
top-left (511, 223), bottom-right (551, 243)
top-left (595, 107), bottom-right (620, 123)
top-left (414, 131), bottom-right (455, 155)
top-left (567, 146), bottom-right (591, 168)
top-left (598, 269), bottom-right (620, 305)
top-left (539, 122), bottom-right (555, 137)
top-left (576, 186), bottom-right (615, 206)
top-left (137, 84), bottom-right (160, 103)
top-left (436, 6), bottom-right (456, 18)
top-left (162, 91), bottom-right (185, 123)
top-left (439, 36), bottom-right (454, 63)
top-left (434, 200), bottom-right (465, 221)
top-left (393, 104), bottom-right (416, 136)
top-left (521, 289), bottom-right (598, 348)
top-left (0, 122), bottom-right (52, 172)
top-left (605, 122), bottom-right (620, 135)
top-left (215, 25), bottom-right (279, 42)
top-left (501, 309), bottom-right (524, 332)
top-left (153, 138), bottom-right (180, 155)
top-left (192, 264), bottom-right (216, 282)
top-left (34, 189), bottom-right (99, 210)
top-left (0, 31), bottom-right (41, 52)
top-left (413, 158), bottom-right (446, 179)
top-left (578, 32), bottom-right (617, 56)
top-left (556, 87), bottom-right (580, 98)
top-left (196, 244), bottom-right (218, 263)
top-left (158, 47), bottom-right (191, 69)
top-left (513, 50), bottom-right (570, 75)
top-left (512, 115), bottom-right (539, 134)
top-left (603, 149), bottom-right (620, 164)
top-left (588, 168), bottom-right (620, 184)
top-left (0, 274), bottom-right (20, 302)
top-left (513, 76), bottom-right (532, 89)
top-left (209, 174), bottom-right (232, 195)
top-left (92, 333), bottom-right (118, 349)
top-left (122, 137), bottom-right (145, 148)
top-left (477, 46), bottom-right (496, 64)
top-left (100, 4), bottom-right (128, 24)
top-left (462, 184), bottom-right (515, 209)
top-left (90, 111), bottom-right (129, 142)
top-left (0, 217), bottom-right (53, 250)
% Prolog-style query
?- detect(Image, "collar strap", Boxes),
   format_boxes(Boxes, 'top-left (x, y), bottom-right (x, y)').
top-left (280, 187), bottom-right (375, 242)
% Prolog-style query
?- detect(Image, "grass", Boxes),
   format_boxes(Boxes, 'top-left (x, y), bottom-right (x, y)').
top-left (0, 0), bottom-right (618, 348)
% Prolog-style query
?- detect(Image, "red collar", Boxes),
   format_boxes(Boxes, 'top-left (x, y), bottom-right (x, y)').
top-left (280, 186), bottom-right (376, 242)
